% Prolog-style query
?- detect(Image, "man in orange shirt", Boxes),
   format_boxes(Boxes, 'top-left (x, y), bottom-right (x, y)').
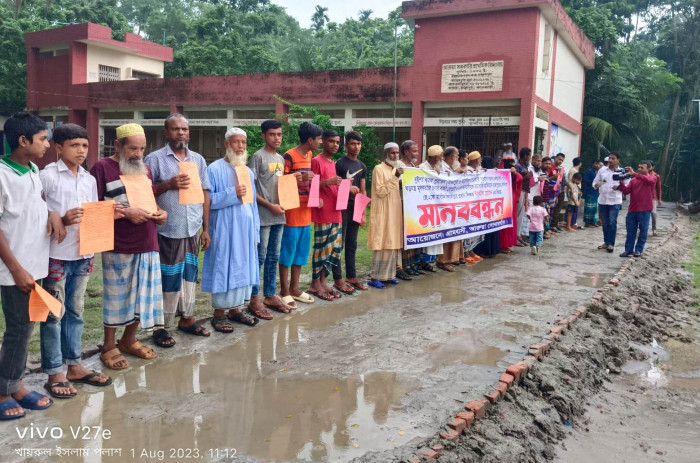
top-left (278, 122), bottom-right (321, 309)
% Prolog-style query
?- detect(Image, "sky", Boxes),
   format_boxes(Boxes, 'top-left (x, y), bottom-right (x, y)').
top-left (271, 0), bottom-right (404, 28)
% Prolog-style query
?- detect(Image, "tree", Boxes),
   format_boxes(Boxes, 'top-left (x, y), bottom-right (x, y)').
top-left (358, 9), bottom-right (373, 22)
top-left (311, 5), bottom-right (328, 32)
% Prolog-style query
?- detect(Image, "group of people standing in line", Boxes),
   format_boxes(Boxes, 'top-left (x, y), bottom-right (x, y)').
top-left (0, 110), bottom-right (662, 421)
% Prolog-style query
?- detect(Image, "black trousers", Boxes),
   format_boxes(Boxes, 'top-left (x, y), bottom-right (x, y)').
top-left (333, 207), bottom-right (360, 280)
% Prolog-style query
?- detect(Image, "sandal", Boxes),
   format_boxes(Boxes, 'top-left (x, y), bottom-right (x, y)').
top-left (420, 262), bottom-right (437, 272)
top-left (465, 257), bottom-right (477, 264)
top-left (406, 267), bottom-right (419, 276)
top-left (44, 382), bottom-right (76, 399)
top-left (291, 291), bottom-right (315, 304)
top-left (333, 283), bottom-right (356, 295)
top-left (347, 280), bottom-right (369, 291)
top-left (384, 278), bottom-right (399, 285)
top-left (597, 244), bottom-right (608, 249)
top-left (396, 270), bottom-right (413, 281)
top-left (281, 295), bottom-right (298, 310)
top-left (117, 340), bottom-right (157, 359)
top-left (248, 303), bottom-right (274, 320)
top-left (500, 248), bottom-right (513, 254)
top-left (472, 255), bottom-right (483, 261)
top-left (308, 289), bottom-right (334, 301)
top-left (100, 347), bottom-right (129, 370)
top-left (329, 289), bottom-right (341, 299)
top-left (227, 310), bottom-right (259, 326)
top-left (16, 391), bottom-right (53, 411)
top-left (178, 322), bottom-right (211, 337)
top-left (264, 296), bottom-right (292, 313)
top-left (367, 279), bottom-right (385, 289)
top-left (0, 398), bottom-right (25, 421)
top-left (153, 329), bottom-right (176, 348)
top-left (437, 263), bottom-right (456, 272)
top-left (211, 316), bottom-right (234, 333)
top-left (69, 371), bottom-right (113, 387)
top-left (412, 266), bottom-right (426, 275)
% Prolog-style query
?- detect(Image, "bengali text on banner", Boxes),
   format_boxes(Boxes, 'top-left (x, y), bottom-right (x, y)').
top-left (402, 168), bottom-right (513, 249)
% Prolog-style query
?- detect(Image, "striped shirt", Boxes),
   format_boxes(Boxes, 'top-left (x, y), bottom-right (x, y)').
top-left (283, 147), bottom-right (312, 227)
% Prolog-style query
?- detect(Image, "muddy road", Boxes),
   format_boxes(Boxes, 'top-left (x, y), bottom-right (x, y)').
top-left (0, 205), bottom-right (678, 462)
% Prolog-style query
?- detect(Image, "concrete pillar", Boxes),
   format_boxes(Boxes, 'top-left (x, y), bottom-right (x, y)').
top-left (410, 100), bottom-right (424, 157)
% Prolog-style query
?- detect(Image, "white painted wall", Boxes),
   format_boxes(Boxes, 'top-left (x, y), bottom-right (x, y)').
top-left (551, 123), bottom-right (579, 171)
top-left (535, 15), bottom-right (553, 101)
top-left (552, 38), bottom-right (585, 123)
top-left (86, 44), bottom-right (164, 83)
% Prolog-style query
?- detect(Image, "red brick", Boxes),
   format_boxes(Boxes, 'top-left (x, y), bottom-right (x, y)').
top-left (456, 411), bottom-right (475, 428)
top-left (576, 306), bottom-right (588, 317)
top-left (497, 381), bottom-right (508, 397)
top-left (609, 278), bottom-right (619, 286)
top-left (557, 318), bottom-right (570, 330)
top-left (448, 417), bottom-right (467, 434)
top-left (499, 373), bottom-right (515, 387)
top-left (420, 448), bottom-right (439, 460)
top-left (506, 364), bottom-right (523, 382)
top-left (484, 390), bottom-right (500, 403)
top-left (439, 428), bottom-right (460, 442)
top-left (546, 332), bottom-right (560, 342)
top-left (522, 356), bottom-right (537, 368)
top-left (407, 455), bottom-right (421, 463)
top-left (592, 294), bottom-right (602, 302)
top-left (465, 399), bottom-right (489, 418)
top-left (432, 444), bottom-right (444, 455)
top-left (528, 347), bottom-right (541, 359)
top-left (567, 314), bottom-right (578, 324)
top-left (550, 325), bottom-right (564, 335)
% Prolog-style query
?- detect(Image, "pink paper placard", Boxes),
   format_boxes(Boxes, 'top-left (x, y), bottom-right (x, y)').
top-left (336, 179), bottom-right (351, 210)
top-left (307, 175), bottom-right (320, 208)
top-left (353, 193), bottom-right (371, 223)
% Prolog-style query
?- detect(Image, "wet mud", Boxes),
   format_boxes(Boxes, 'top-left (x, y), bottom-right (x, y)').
top-left (0, 206), bottom-right (685, 462)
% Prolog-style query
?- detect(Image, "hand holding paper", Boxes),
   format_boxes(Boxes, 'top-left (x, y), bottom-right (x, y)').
top-left (234, 166), bottom-right (254, 204)
top-left (278, 174), bottom-right (300, 210)
top-left (179, 162), bottom-right (204, 204)
top-left (120, 175), bottom-right (158, 214)
top-left (307, 175), bottom-right (320, 208)
top-left (79, 200), bottom-right (115, 255)
top-left (29, 285), bottom-right (62, 322)
top-left (353, 193), bottom-right (371, 223)
top-left (336, 179), bottom-right (351, 211)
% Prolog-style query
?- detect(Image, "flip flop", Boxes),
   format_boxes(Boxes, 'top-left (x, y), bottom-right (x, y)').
top-left (333, 283), bottom-right (356, 295)
top-left (347, 280), bottom-right (369, 290)
top-left (291, 291), bottom-right (315, 304)
top-left (329, 289), bottom-right (342, 299)
top-left (264, 296), bottom-right (292, 313)
top-left (178, 322), bottom-right (211, 337)
top-left (308, 289), bottom-right (334, 301)
top-left (396, 270), bottom-right (412, 281)
top-left (0, 398), bottom-right (25, 420)
top-left (367, 279), bottom-right (385, 289)
top-left (16, 391), bottom-right (53, 410)
top-left (248, 303), bottom-right (274, 320)
top-left (211, 316), bottom-right (234, 333)
top-left (100, 348), bottom-right (129, 370)
top-left (384, 278), bottom-right (399, 285)
top-left (281, 295), bottom-right (298, 310)
top-left (44, 382), bottom-right (76, 399)
top-left (69, 371), bottom-right (113, 387)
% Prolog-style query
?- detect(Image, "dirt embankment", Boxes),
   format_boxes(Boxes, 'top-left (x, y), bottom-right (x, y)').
top-left (360, 215), bottom-right (699, 463)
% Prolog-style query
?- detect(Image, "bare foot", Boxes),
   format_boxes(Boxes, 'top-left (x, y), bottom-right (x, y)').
top-left (0, 395), bottom-right (24, 417)
top-left (46, 373), bottom-right (77, 396)
top-left (66, 365), bottom-right (110, 385)
top-left (12, 382), bottom-right (51, 408)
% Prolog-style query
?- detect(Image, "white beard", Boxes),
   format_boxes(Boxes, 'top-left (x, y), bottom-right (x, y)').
top-left (385, 159), bottom-right (399, 168)
top-left (225, 147), bottom-right (248, 167)
top-left (452, 160), bottom-right (461, 171)
top-left (119, 155), bottom-right (148, 175)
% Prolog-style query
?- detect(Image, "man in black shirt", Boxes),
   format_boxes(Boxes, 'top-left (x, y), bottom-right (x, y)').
top-left (332, 131), bottom-right (368, 292)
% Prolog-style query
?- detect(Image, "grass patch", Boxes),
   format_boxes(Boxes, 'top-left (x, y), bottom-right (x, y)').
top-left (684, 231), bottom-right (700, 308)
top-left (1, 220), bottom-right (373, 355)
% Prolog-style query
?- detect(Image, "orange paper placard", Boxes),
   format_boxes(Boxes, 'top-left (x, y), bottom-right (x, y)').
top-left (234, 165), bottom-right (254, 204)
top-left (179, 161), bottom-right (205, 204)
top-left (277, 174), bottom-right (300, 210)
top-left (120, 175), bottom-right (157, 214)
top-left (79, 200), bottom-right (115, 255)
top-left (29, 285), bottom-right (62, 322)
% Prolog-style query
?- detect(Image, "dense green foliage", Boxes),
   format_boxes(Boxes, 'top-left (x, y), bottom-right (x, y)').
top-left (2, 0), bottom-right (699, 200)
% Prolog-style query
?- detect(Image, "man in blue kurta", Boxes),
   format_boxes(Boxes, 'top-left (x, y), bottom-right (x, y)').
top-left (201, 127), bottom-right (261, 333)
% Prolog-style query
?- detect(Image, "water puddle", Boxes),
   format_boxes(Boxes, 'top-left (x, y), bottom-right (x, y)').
top-left (425, 329), bottom-right (507, 369)
top-left (624, 339), bottom-right (700, 391)
top-left (574, 272), bottom-right (613, 288)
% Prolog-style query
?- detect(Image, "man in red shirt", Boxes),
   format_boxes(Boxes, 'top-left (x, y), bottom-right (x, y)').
top-left (613, 161), bottom-right (656, 257)
top-left (309, 130), bottom-right (343, 301)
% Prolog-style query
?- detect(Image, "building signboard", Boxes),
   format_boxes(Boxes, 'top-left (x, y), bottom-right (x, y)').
top-left (441, 61), bottom-right (504, 93)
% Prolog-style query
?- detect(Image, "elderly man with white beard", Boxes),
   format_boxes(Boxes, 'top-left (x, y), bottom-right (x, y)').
top-left (201, 127), bottom-right (261, 333)
top-left (90, 123), bottom-right (168, 370)
top-left (367, 143), bottom-right (404, 288)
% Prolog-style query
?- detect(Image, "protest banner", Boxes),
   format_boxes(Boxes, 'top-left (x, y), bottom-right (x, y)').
top-left (402, 169), bottom-right (513, 249)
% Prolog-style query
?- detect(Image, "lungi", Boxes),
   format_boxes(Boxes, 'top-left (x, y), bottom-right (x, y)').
top-left (212, 285), bottom-right (253, 310)
top-left (102, 251), bottom-right (164, 330)
top-left (583, 194), bottom-right (599, 225)
top-left (371, 250), bottom-right (401, 281)
top-left (437, 240), bottom-right (462, 264)
top-left (312, 223), bottom-right (342, 280)
top-left (158, 234), bottom-right (199, 327)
